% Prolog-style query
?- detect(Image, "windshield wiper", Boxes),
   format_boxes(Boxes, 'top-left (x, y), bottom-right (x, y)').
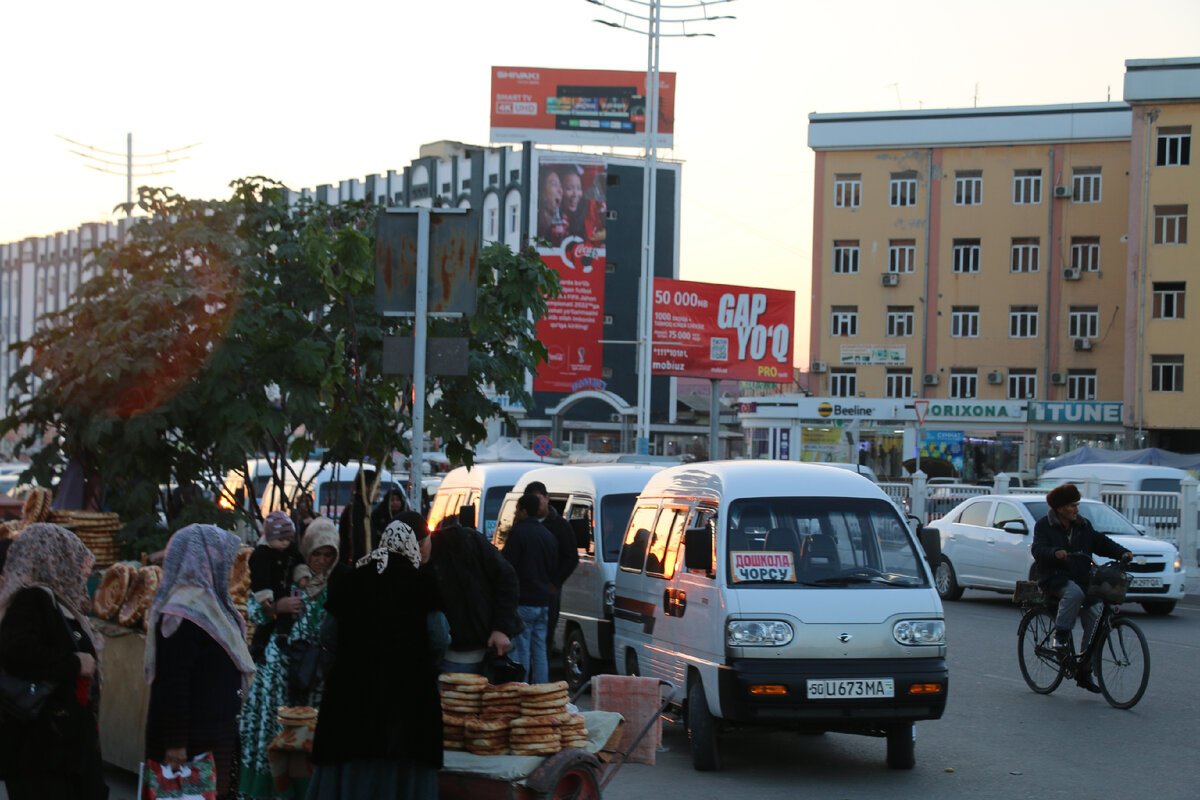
top-left (810, 573), bottom-right (919, 587)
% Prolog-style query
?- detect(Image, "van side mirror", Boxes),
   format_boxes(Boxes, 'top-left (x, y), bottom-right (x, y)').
top-left (917, 525), bottom-right (941, 567)
top-left (569, 517), bottom-right (591, 550)
top-left (458, 504), bottom-right (476, 529)
top-left (684, 526), bottom-right (712, 571)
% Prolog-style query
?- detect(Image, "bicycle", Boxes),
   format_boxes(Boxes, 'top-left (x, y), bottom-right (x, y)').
top-left (1016, 559), bottom-right (1150, 709)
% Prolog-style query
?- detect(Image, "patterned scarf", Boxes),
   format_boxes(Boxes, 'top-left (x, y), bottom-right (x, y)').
top-left (144, 524), bottom-right (255, 690)
top-left (0, 523), bottom-right (100, 656)
top-left (357, 520), bottom-right (420, 574)
top-left (299, 517), bottom-right (339, 598)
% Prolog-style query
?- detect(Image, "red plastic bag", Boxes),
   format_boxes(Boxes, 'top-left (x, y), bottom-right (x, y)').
top-left (138, 753), bottom-right (218, 800)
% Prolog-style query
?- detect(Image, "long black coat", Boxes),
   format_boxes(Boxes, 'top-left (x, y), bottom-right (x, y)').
top-left (1031, 510), bottom-right (1130, 593)
top-left (0, 587), bottom-right (105, 799)
top-left (430, 525), bottom-right (522, 652)
top-left (310, 558), bottom-right (443, 769)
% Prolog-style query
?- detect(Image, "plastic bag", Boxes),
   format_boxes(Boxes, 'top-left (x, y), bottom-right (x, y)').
top-left (138, 752), bottom-right (217, 800)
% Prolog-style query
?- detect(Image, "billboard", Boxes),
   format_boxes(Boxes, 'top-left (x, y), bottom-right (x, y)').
top-left (533, 155), bottom-right (608, 393)
top-left (490, 66), bottom-right (676, 148)
top-left (652, 279), bottom-right (795, 383)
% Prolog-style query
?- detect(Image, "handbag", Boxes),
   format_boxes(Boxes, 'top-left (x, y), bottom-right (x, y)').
top-left (138, 752), bottom-right (218, 800)
top-left (285, 637), bottom-right (333, 706)
top-left (0, 669), bottom-right (57, 722)
top-left (485, 648), bottom-right (526, 684)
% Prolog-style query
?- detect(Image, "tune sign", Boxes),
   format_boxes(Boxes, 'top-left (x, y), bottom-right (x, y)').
top-left (651, 279), bottom-right (795, 383)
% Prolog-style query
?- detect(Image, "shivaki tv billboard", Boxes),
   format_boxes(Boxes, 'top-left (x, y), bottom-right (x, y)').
top-left (652, 279), bottom-right (795, 383)
top-left (490, 66), bottom-right (675, 148)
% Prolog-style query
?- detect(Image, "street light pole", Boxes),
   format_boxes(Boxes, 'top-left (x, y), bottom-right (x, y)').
top-left (588, 0), bottom-right (734, 454)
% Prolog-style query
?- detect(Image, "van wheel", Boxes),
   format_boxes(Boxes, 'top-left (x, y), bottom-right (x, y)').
top-left (1141, 601), bottom-right (1175, 616)
top-left (624, 649), bottom-right (640, 677)
top-left (687, 678), bottom-right (721, 771)
top-left (934, 557), bottom-right (963, 601)
top-left (563, 628), bottom-right (593, 693)
top-left (886, 724), bottom-right (915, 770)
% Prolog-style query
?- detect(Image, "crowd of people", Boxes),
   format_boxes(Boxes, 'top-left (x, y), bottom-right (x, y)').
top-left (0, 479), bottom-right (580, 800)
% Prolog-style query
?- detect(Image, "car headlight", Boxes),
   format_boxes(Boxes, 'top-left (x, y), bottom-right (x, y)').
top-left (1174, 551), bottom-right (1183, 572)
top-left (727, 619), bottom-right (794, 647)
top-left (893, 619), bottom-right (945, 646)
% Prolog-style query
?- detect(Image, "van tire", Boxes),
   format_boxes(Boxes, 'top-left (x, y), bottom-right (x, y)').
top-left (934, 557), bottom-right (963, 601)
top-left (563, 627), bottom-right (593, 692)
top-left (687, 678), bottom-right (721, 771)
top-left (1141, 600), bottom-right (1175, 616)
top-left (886, 723), bottom-right (915, 770)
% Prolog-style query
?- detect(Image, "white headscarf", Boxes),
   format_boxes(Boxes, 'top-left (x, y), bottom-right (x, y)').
top-left (357, 520), bottom-right (420, 574)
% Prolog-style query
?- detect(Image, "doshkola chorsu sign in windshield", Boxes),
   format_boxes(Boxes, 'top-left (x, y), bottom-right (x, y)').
top-left (651, 279), bottom-right (795, 382)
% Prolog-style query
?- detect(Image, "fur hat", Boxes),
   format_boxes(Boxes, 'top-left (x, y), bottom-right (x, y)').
top-left (263, 510), bottom-right (296, 541)
top-left (1046, 483), bottom-right (1081, 509)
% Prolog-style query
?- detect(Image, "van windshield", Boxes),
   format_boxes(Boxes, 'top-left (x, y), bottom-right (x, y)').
top-left (726, 497), bottom-right (927, 588)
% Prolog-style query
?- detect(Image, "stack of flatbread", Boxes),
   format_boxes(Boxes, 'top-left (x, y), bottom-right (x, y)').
top-left (93, 562), bottom-right (137, 620)
top-left (508, 714), bottom-right (563, 757)
top-left (559, 713), bottom-right (589, 749)
top-left (439, 673), bottom-right (487, 717)
top-left (442, 712), bottom-right (470, 751)
top-left (480, 682), bottom-right (524, 721)
top-left (228, 546), bottom-right (253, 641)
top-left (464, 717), bottom-right (510, 756)
top-left (21, 487), bottom-right (52, 525)
top-left (518, 681), bottom-right (569, 718)
top-left (118, 565), bottom-right (162, 629)
top-left (51, 510), bottom-right (123, 567)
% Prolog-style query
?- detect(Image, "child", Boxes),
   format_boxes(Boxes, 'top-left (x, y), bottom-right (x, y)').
top-left (247, 510), bottom-right (303, 662)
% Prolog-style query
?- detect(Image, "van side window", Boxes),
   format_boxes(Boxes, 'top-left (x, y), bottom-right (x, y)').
top-left (428, 492), bottom-right (450, 529)
top-left (567, 502), bottom-right (594, 556)
top-left (645, 507), bottom-right (685, 578)
top-left (619, 505), bottom-right (659, 573)
top-left (689, 506), bottom-right (718, 578)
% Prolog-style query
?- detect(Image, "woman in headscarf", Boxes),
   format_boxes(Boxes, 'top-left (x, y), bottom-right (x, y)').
top-left (307, 515), bottom-right (443, 800)
top-left (0, 523), bottom-right (106, 800)
top-left (238, 517), bottom-right (339, 799)
top-left (144, 524), bottom-right (255, 799)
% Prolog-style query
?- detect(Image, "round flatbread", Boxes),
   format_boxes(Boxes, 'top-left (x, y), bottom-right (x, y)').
top-left (519, 681), bottom-right (568, 696)
top-left (441, 688), bottom-right (488, 700)
top-left (118, 566), bottom-right (161, 627)
top-left (93, 563), bottom-right (135, 620)
top-left (439, 672), bottom-right (488, 686)
top-left (465, 718), bottom-right (509, 734)
top-left (228, 546), bottom-right (252, 598)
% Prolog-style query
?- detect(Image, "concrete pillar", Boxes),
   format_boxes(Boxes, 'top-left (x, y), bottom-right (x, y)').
top-left (1179, 477), bottom-right (1198, 570)
top-left (994, 473), bottom-right (1012, 494)
top-left (911, 470), bottom-right (927, 522)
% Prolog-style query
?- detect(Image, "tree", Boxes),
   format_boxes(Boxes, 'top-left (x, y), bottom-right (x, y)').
top-left (2, 178), bottom-right (559, 553)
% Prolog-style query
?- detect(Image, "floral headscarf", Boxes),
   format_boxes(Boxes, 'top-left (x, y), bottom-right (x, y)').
top-left (144, 524), bottom-right (255, 690)
top-left (357, 520), bottom-right (420, 573)
top-left (0, 523), bottom-right (100, 655)
top-left (300, 517), bottom-right (339, 598)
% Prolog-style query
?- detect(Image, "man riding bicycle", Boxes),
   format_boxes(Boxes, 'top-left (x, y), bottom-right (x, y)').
top-left (1031, 483), bottom-right (1132, 694)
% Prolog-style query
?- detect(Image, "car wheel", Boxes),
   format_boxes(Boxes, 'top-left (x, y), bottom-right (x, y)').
top-left (934, 557), bottom-right (964, 601)
top-left (687, 676), bottom-right (721, 771)
top-left (563, 627), bottom-right (594, 693)
top-left (1141, 600), bottom-right (1176, 616)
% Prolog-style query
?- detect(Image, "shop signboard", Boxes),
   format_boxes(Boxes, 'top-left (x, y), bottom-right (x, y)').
top-left (920, 401), bottom-right (1028, 422)
top-left (839, 345), bottom-right (906, 366)
top-left (1028, 402), bottom-right (1123, 424)
top-left (921, 429), bottom-right (965, 474)
top-left (651, 278), bottom-right (795, 382)
top-left (490, 66), bottom-right (676, 148)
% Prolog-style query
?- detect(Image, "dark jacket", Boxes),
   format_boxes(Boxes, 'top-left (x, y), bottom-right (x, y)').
top-left (540, 507), bottom-right (580, 588)
top-left (430, 525), bottom-right (522, 652)
top-left (248, 541), bottom-right (303, 601)
top-left (0, 587), bottom-right (104, 797)
top-left (1032, 509), bottom-right (1130, 593)
top-left (501, 517), bottom-right (558, 607)
top-left (369, 498), bottom-right (408, 552)
top-left (311, 558), bottom-right (443, 769)
top-left (338, 496), bottom-right (368, 566)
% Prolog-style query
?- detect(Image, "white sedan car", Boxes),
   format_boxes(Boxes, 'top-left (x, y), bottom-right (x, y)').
top-left (925, 494), bottom-right (1186, 615)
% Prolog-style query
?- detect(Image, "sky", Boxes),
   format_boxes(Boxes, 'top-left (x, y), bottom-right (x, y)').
top-left (3, 0), bottom-right (1198, 354)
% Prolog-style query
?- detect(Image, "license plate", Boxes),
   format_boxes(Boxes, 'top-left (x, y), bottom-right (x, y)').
top-left (1130, 577), bottom-right (1163, 589)
top-left (806, 678), bottom-right (895, 699)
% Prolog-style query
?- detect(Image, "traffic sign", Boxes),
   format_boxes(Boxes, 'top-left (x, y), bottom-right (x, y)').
top-left (532, 436), bottom-right (554, 457)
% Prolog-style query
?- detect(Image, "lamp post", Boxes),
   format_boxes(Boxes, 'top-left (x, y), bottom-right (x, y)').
top-left (588, 0), bottom-right (734, 454)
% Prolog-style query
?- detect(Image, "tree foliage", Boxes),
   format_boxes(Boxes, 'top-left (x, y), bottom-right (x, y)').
top-left (2, 178), bottom-right (558, 551)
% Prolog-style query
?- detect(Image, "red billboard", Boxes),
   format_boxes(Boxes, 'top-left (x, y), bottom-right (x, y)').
top-left (652, 279), bottom-right (795, 383)
top-left (490, 66), bottom-right (676, 148)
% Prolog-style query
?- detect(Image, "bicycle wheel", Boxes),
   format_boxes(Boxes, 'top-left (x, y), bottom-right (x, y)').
top-left (1017, 606), bottom-right (1064, 694)
top-left (1096, 617), bottom-right (1150, 709)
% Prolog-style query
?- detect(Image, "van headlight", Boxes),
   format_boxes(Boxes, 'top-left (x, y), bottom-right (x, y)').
top-left (893, 620), bottom-right (945, 646)
top-left (727, 620), bottom-right (794, 647)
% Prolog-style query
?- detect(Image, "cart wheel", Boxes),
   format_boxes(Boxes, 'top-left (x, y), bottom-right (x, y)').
top-left (527, 749), bottom-right (603, 800)
top-left (547, 762), bottom-right (600, 800)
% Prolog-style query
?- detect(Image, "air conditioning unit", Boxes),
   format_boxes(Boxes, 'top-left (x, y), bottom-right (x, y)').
top-left (1063, 267), bottom-right (1082, 281)
top-left (811, 361), bottom-right (828, 373)
top-left (987, 370), bottom-right (1004, 384)
top-left (1051, 372), bottom-right (1067, 385)
top-left (1074, 338), bottom-right (1093, 351)
top-left (923, 373), bottom-right (939, 386)
top-left (881, 273), bottom-right (899, 287)
top-left (1053, 185), bottom-right (1072, 199)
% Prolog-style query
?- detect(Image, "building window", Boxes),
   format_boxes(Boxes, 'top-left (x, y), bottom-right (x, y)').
top-left (1156, 127), bottom-right (1191, 167)
top-left (1153, 282), bottom-right (1185, 319)
top-left (1068, 306), bottom-right (1099, 338)
top-left (1151, 355), bottom-right (1184, 392)
top-left (1011, 238), bottom-right (1040, 273)
top-left (830, 369), bottom-right (857, 397)
top-left (486, 208), bottom-right (498, 238)
top-left (834, 174), bottom-right (861, 208)
top-left (509, 205), bottom-right (519, 234)
top-left (955, 170), bottom-right (982, 206)
top-left (1008, 305), bottom-right (1039, 338)
top-left (830, 306), bottom-right (858, 337)
top-left (953, 239), bottom-right (981, 273)
top-left (1071, 237), bottom-right (1101, 272)
top-left (886, 369), bottom-right (913, 399)
top-left (833, 241), bottom-right (860, 274)
top-left (886, 306), bottom-right (914, 337)
top-left (1013, 169), bottom-right (1042, 205)
top-left (888, 240), bottom-right (916, 273)
top-left (951, 306), bottom-right (980, 338)
top-left (1154, 205), bottom-right (1188, 244)
top-left (1008, 369), bottom-right (1037, 400)
top-left (1072, 167), bottom-right (1102, 203)
top-left (1068, 370), bottom-right (1097, 401)
top-left (950, 369), bottom-right (977, 399)
top-left (889, 172), bottom-right (918, 207)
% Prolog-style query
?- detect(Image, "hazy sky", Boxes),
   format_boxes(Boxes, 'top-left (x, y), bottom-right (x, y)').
top-left (3, 1), bottom-right (1197, 353)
